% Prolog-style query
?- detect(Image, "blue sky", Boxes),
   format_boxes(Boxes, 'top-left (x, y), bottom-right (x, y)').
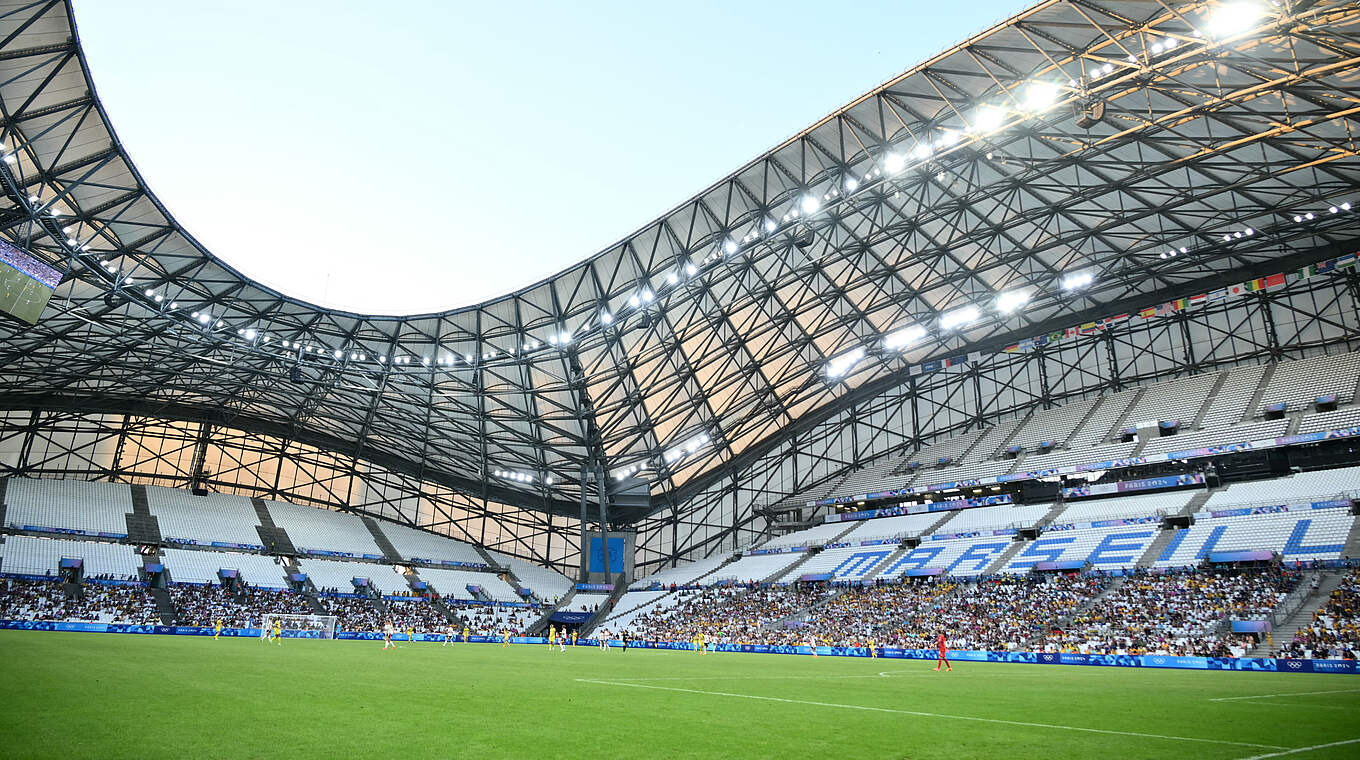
top-left (73, 1), bottom-right (1019, 314)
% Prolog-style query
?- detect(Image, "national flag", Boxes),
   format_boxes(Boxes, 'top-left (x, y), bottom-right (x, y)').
top-left (1173, 298), bottom-right (1188, 310)
top-left (1227, 283), bottom-right (1248, 298)
top-left (1293, 264), bottom-right (1316, 281)
top-left (1064, 327), bottom-right (1080, 338)
top-left (1188, 293), bottom-right (1207, 306)
top-left (1206, 288), bottom-right (1228, 302)
top-left (1315, 260), bottom-right (1336, 275)
top-left (1003, 343), bottom-right (1023, 353)
top-left (1138, 306), bottom-right (1157, 319)
top-left (1103, 313), bottom-right (1129, 326)
top-left (1046, 331), bottom-right (1064, 344)
top-left (1336, 253), bottom-right (1357, 270)
top-left (1248, 277), bottom-right (1268, 292)
top-left (1263, 272), bottom-right (1285, 289)
top-left (1079, 321), bottom-right (1099, 334)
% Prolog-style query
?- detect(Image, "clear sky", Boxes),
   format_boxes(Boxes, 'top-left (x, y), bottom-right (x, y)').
top-left (73, 1), bottom-right (1019, 315)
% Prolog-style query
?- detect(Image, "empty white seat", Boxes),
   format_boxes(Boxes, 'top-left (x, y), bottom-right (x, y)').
top-left (264, 501), bottom-right (381, 557)
top-left (3, 479), bottom-right (131, 536)
top-left (161, 547), bottom-right (287, 588)
top-left (417, 566), bottom-right (522, 602)
top-left (0, 535), bottom-right (141, 577)
top-left (145, 486), bottom-right (263, 548)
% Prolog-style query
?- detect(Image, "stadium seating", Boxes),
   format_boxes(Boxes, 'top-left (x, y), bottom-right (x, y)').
top-left (145, 486), bottom-right (263, 548)
top-left (1068, 389), bottom-right (1139, 447)
top-left (297, 557), bottom-right (410, 595)
top-left (1119, 372), bottom-right (1222, 430)
top-left (1198, 363), bottom-right (1268, 429)
top-left (630, 553), bottom-right (729, 589)
top-left (482, 549), bottom-right (572, 601)
top-left (1255, 350), bottom-right (1360, 415)
top-left (834, 456), bottom-right (910, 496)
top-left (758, 520), bottom-right (849, 550)
top-left (914, 459), bottom-right (1016, 486)
top-left (1298, 405), bottom-right (1360, 434)
top-left (1007, 397), bottom-right (1099, 451)
top-left (707, 552), bottom-right (804, 585)
top-left (369, 521), bottom-right (485, 566)
top-left (776, 544), bottom-right (896, 583)
top-left (1019, 441), bottom-right (1136, 471)
top-left (1204, 466), bottom-right (1360, 508)
top-left (0, 577), bottom-right (158, 624)
top-left (899, 429), bottom-right (984, 474)
top-left (1283, 569), bottom-right (1359, 659)
top-left (565, 593), bottom-right (609, 612)
top-left (0, 535), bottom-right (142, 578)
top-left (958, 417), bottom-right (1026, 463)
top-left (1004, 524), bottom-right (1159, 572)
top-left (417, 566), bottom-right (522, 603)
top-left (1152, 507), bottom-right (1355, 567)
top-left (452, 602), bottom-right (541, 635)
top-left (874, 535), bottom-right (1017, 578)
top-left (841, 511), bottom-right (946, 542)
top-left (264, 501), bottom-right (382, 557)
top-left (3, 478), bottom-right (131, 536)
top-left (935, 503), bottom-right (1052, 533)
top-left (1053, 492), bottom-right (1193, 523)
top-left (1138, 418), bottom-right (1290, 457)
top-left (384, 598), bottom-right (449, 632)
top-left (161, 547), bottom-right (289, 588)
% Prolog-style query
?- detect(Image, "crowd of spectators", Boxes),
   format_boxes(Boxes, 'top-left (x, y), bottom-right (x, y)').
top-left (624, 586), bottom-right (830, 645)
top-left (454, 603), bottom-right (541, 636)
top-left (385, 598), bottom-right (450, 633)
top-left (1282, 569), bottom-right (1359, 660)
top-left (169, 583), bottom-right (312, 627)
top-left (891, 574), bottom-right (1109, 651)
top-left (771, 579), bottom-right (956, 647)
top-left (1041, 567), bottom-right (1298, 656)
top-left (319, 594), bottom-right (384, 632)
top-left (0, 577), bottom-right (158, 624)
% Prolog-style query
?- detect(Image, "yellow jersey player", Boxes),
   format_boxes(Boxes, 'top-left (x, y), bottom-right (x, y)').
top-left (406, 626), bottom-right (414, 644)
top-left (547, 624), bottom-right (556, 650)
top-left (698, 633), bottom-right (707, 655)
top-left (273, 619), bottom-right (282, 645)
top-left (502, 628), bottom-right (511, 647)
top-left (571, 629), bottom-right (577, 647)
top-left (214, 618), bottom-right (222, 640)
top-left (463, 625), bottom-right (470, 643)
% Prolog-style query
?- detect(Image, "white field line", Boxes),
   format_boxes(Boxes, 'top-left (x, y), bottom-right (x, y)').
top-left (575, 677), bottom-right (1287, 751)
top-left (1210, 689), bottom-right (1360, 702)
top-left (1232, 737), bottom-right (1360, 760)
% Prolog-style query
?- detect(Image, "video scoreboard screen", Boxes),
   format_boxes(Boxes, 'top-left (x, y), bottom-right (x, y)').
top-left (0, 238), bottom-right (61, 324)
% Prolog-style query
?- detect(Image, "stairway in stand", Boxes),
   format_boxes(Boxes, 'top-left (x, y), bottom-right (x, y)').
top-left (1249, 571), bottom-right (1346, 657)
top-left (124, 485), bottom-right (162, 544)
top-left (359, 517), bottom-right (404, 564)
top-left (251, 498), bottom-right (297, 555)
top-left (149, 586), bottom-right (177, 625)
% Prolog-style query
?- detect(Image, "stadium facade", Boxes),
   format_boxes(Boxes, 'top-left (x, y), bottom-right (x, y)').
top-left (0, 0), bottom-right (1357, 577)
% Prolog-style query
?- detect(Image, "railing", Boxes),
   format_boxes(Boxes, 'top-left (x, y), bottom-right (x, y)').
top-left (1200, 490), bottom-right (1359, 516)
top-left (1270, 571), bottom-right (1321, 627)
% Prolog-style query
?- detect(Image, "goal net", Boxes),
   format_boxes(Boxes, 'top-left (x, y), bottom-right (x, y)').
top-left (260, 613), bottom-right (338, 639)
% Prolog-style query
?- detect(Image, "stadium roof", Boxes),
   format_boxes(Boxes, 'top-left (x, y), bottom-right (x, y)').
top-left (0, 0), bottom-right (1357, 521)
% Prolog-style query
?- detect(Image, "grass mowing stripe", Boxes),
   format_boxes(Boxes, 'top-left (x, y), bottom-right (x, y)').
top-left (1210, 689), bottom-right (1360, 702)
top-left (1232, 738), bottom-right (1360, 760)
top-left (575, 677), bottom-right (1290, 750)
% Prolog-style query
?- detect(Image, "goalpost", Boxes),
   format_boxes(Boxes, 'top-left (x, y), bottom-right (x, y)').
top-left (259, 613), bottom-right (338, 640)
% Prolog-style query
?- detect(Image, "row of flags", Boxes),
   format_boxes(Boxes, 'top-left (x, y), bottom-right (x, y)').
top-left (1001, 253), bottom-right (1356, 355)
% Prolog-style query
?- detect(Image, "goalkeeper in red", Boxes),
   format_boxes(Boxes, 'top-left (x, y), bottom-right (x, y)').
top-left (933, 632), bottom-right (951, 672)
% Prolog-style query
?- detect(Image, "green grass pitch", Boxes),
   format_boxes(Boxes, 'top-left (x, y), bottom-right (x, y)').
top-left (1, 631), bottom-right (1357, 759)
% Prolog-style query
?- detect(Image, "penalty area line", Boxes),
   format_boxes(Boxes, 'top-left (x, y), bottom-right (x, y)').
top-left (1232, 737), bottom-right (1360, 760)
top-left (1210, 688), bottom-right (1360, 702)
top-left (575, 678), bottom-right (1287, 750)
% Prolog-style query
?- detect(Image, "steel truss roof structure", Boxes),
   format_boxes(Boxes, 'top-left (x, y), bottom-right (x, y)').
top-left (0, 0), bottom-right (1358, 544)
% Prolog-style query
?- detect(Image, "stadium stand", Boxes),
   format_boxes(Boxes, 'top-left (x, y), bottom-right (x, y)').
top-left (1068, 389), bottom-right (1139, 447)
top-left (841, 511), bottom-right (948, 542)
top-left (454, 602), bottom-right (541, 635)
top-left (483, 549), bottom-right (572, 601)
top-left (1198, 364), bottom-right (1269, 429)
top-left (318, 595), bottom-right (383, 632)
top-left (1298, 405), bottom-right (1360, 434)
top-left (1007, 397), bottom-right (1099, 451)
top-left (384, 598), bottom-right (449, 632)
top-left (1204, 466), bottom-right (1360, 507)
top-left (1042, 567), bottom-right (1299, 656)
top-left (1118, 372), bottom-right (1223, 430)
top-left (899, 429), bottom-right (984, 474)
top-left (168, 583), bottom-right (311, 627)
top-left (161, 547), bottom-right (288, 588)
top-left (708, 552), bottom-right (805, 585)
top-left (565, 592), bottom-right (610, 612)
top-left (0, 535), bottom-right (142, 578)
top-left (1004, 524), bottom-right (1159, 572)
top-left (263, 501), bottom-right (383, 558)
top-left (1054, 492), bottom-right (1194, 523)
top-left (1152, 507), bottom-right (1356, 567)
top-left (936, 503), bottom-right (1053, 533)
top-left (1139, 418), bottom-right (1291, 457)
top-left (2, 479), bottom-right (131, 537)
top-left (896, 574), bottom-right (1111, 651)
top-left (776, 544), bottom-right (897, 583)
top-left (623, 586), bottom-right (829, 644)
top-left (1255, 350), bottom-right (1360, 415)
top-left (1019, 441), bottom-right (1137, 471)
top-left (759, 520), bottom-right (850, 550)
top-left (416, 566), bottom-right (522, 603)
top-left (296, 557), bottom-right (409, 595)
top-left (0, 577), bottom-right (158, 624)
top-left (629, 553), bottom-right (729, 590)
top-left (144, 486), bottom-right (263, 548)
top-left (1283, 569), bottom-right (1359, 660)
top-left (368, 521), bottom-right (485, 566)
